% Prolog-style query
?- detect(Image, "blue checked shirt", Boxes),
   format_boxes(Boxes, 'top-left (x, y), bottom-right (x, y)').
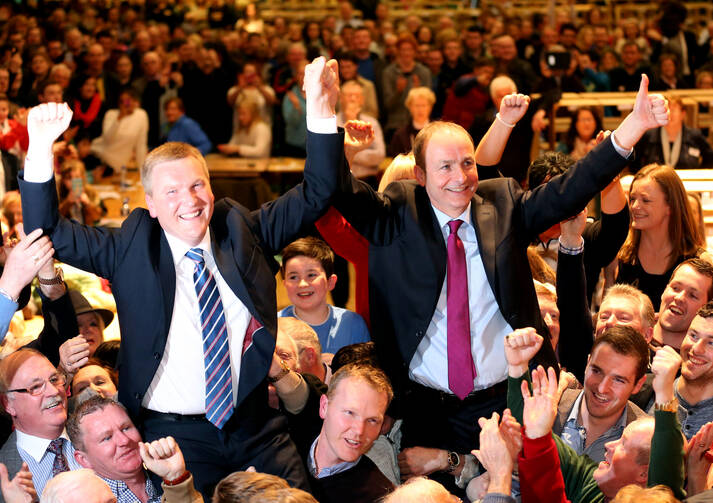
top-left (100, 472), bottom-right (161, 503)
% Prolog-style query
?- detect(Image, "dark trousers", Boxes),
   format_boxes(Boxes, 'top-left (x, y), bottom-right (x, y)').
top-left (400, 380), bottom-right (508, 494)
top-left (139, 390), bottom-right (309, 500)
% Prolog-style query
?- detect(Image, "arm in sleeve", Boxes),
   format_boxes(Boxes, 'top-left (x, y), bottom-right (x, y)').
top-left (556, 250), bottom-right (593, 383)
top-left (518, 434), bottom-right (570, 503)
top-left (187, 119), bottom-right (212, 155)
top-left (160, 474), bottom-right (203, 503)
top-left (582, 205), bottom-right (630, 270)
top-left (648, 410), bottom-right (686, 500)
top-left (0, 294), bottom-right (17, 343)
top-left (23, 287), bottom-right (79, 367)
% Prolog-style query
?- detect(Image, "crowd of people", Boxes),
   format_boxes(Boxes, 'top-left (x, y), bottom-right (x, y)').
top-left (1, 0), bottom-right (713, 502)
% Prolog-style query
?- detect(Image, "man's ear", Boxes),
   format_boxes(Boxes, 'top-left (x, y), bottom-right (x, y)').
top-left (319, 393), bottom-right (329, 420)
top-left (636, 464), bottom-right (649, 485)
top-left (1, 395), bottom-right (15, 418)
top-left (632, 373), bottom-right (647, 395)
top-left (414, 165), bottom-right (426, 186)
top-left (327, 274), bottom-right (337, 292)
top-left (643, 326), bottom-right (654, 344)
top-left (145, 193), bottom-right (157, 218)
top-left (74, 449), bottom-right (93, 469)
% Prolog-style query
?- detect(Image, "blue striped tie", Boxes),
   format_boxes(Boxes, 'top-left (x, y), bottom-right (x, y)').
top-left (185, 248), bottom-right (234, 428)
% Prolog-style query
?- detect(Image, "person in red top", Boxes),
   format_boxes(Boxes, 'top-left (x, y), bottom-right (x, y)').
top-left (0, 98), bottom-right (28, 154)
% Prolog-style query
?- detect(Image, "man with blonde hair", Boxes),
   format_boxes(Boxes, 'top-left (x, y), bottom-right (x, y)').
top-left (307, 364), bottom-right (394, 503)
top-left (19, 56), bottom-right (344, 496)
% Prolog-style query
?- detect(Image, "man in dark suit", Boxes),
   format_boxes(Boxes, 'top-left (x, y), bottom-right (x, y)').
top-left (19, 57), bottom-right (343, 497)
top-left (333, 76), bottom-right (669, 490)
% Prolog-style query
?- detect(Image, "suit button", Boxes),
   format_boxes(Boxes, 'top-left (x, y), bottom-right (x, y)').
top-left (153, 352), bottom-right (160, 360)
top-left (416, 330), bottom-right (424, 336)
top-left (134, 392), bottom-right (141, 400)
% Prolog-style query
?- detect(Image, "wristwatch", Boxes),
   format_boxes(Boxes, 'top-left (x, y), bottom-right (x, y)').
top-left (267, 359), bottom-right (291, 383)
top-left (654, 397), bottom-right (679, 413)
top-left (38, 266), bottom-right (64, 286)
top-left (446, 451), bottom-right (460, 473)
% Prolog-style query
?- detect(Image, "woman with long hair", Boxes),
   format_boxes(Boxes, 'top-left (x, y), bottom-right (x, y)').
top-left (558, 106), bottom-right (603, 160)
top-left (616, 163), bottom-right (708, 310)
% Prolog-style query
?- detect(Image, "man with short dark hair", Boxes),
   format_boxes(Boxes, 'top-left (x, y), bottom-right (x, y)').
top-left (553, 326), bottom-right (649, 462)
top-left (653, 258), bottom-right (713, 350)
top-left (672, 301), bottom-right (713, 438)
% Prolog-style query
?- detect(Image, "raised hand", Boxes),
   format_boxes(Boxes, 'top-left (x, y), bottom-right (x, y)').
top-left (344, 120), bottom-right (375, 166)
top-left (613, 75), bottom-right (669, 150)
top-left (504, 328), bottom-right (543, 377)
top-left (499, 93), bottom-right (531, 126)
top-left (59, 335), bottom-right (90, 374)
top-left (651, 345), bottom-right (682, 404)
top-left (27, 103), bottom-right (73, 155)
top-left (686, 422), bottom-right (713, 496)
top-left (139, 436), bottom-right (186, 481)
top-left (303, 57), bottom-right (339, 119)
top-left (521, 366), bottom-right (559, 439)
top-left (472, 412), bottom-right (514, 495)
top-left (0, 227), bottom-right (54, 302)
top-left (499, 408), bottom-right (523, 463)
top-left (0, 462), bottom-right (36, 503)
top-left (632, 74), bottom-right (669, 129)
top-left (560, 209), bottom-right (587, 249)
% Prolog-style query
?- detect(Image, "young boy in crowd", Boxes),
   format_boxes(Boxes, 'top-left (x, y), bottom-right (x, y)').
top-left (279, 236), bottom-right (370, 354)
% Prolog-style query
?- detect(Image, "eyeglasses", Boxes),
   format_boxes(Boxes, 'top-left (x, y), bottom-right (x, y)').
top-left (6, 374), bottom-right (67, 396)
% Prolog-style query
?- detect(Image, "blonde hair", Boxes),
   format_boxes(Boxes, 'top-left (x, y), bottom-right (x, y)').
top-left (611, 484), bottom-right (680, 503)
top-left (405, 86), bottom-right (435, 109)
top-left (141, 142), bottom-right (209, 195)
top-left (378, 153), bottom-right (415, 192)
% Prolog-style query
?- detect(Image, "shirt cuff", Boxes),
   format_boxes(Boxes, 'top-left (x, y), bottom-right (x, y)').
top-left (23, 155), bottom-right (54, 183)
top-left (307, 115), bottom-right (337, 134)
top-left (611, 132), bottom-right (633, 159)
top-left (558, 236), bottom-right (585, 255)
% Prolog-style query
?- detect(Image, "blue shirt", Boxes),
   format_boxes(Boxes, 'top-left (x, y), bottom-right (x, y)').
top-left (560, 391), bottom-right (629, 463)
top-left (101, 472), bottom-right (161, 503)
top-left (357, 57), bottom-right (376, 84)
top-left (165, 115), bottom-right (212, 155)
top-left (0, 294), bottom-right (17, 343)
top-left (279, 305), bottom-right (370, 354)
top-left (15, 431), bottom-right (83, 497)
top-left (307, 437), bottom-right (360, 478)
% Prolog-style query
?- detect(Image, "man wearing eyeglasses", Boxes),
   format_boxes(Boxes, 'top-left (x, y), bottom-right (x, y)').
top-left (0, 348), bottom-right (82, 501)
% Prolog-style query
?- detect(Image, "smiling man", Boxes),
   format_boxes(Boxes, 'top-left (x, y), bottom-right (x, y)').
top-left (308, 364), bottom-right (394, 503)
top-left (0, 349), bottom-right (83, 498)
top-left (653, 258), bottom-right (713, 350)
top-left (334, 76), bottom-right (669, 492)
top-left (19, 57), bottom-right (344, 496)
top-left (67, 396), bottom-right (201, 503)
top-left (671, 302), bottom-right (713, 438)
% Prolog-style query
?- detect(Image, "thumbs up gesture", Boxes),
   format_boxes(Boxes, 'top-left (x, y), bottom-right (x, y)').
top-left (612, 74), bottom-right (669, 150)
top-left (632, 74), bottom-right (669, 129)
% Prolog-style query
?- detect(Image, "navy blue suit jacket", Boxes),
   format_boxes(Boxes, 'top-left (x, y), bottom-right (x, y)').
top-left (19, 131), bottom-right (344, 417)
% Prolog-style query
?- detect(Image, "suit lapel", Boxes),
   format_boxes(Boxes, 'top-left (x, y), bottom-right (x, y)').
top-left (157, 232), bottom-right (176, 341)
top-left (211, 229), bottom-right (258, 316)
top-left (471, 194), bottom-right (497, 289)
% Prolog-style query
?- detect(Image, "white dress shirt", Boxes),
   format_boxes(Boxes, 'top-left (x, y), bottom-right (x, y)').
top-left (142, 229), bottom-right (251, 414)
top-left (409, 204), bottom-right (513, 393)
top-left (16, 429), bottom-right (82, 496)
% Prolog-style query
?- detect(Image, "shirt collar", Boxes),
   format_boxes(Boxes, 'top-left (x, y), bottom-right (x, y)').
top-left (16, 429), bottom-right (71, 463)
top-left (432, 203), bottom-right (473, 231)
top-left (163, 229), bottom-right (212, 267)
top-left (100, 472), bottom-right (159, 503)
top-left (566, 390), bottom-right (629, 431)
top-left (308, 437), bottom-right (361, 479)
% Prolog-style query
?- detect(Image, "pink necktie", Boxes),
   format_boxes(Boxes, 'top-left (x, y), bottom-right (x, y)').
top-left (447, 220), bottom-right (476, 400)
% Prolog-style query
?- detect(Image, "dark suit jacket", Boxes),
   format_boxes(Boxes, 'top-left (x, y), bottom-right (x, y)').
top-left (0, 432), bottom-right (23, 490)
top-left (334, 137), bottom-right (628, 391)
top-left (19, 131), bottom-right (344, 417)
top-left (631, 125), bottom-right (713, 172)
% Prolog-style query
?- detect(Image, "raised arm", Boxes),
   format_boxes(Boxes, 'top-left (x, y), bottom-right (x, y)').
top-left (504, 328), bottom-right (544, 422)
top-left (648, 346), bottom-right (686, 500)
top-left (474, 93), bottom-right (530, 167)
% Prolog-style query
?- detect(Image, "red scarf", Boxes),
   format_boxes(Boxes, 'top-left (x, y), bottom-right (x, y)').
top-left (73, 93), bottom-right (102, 128)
